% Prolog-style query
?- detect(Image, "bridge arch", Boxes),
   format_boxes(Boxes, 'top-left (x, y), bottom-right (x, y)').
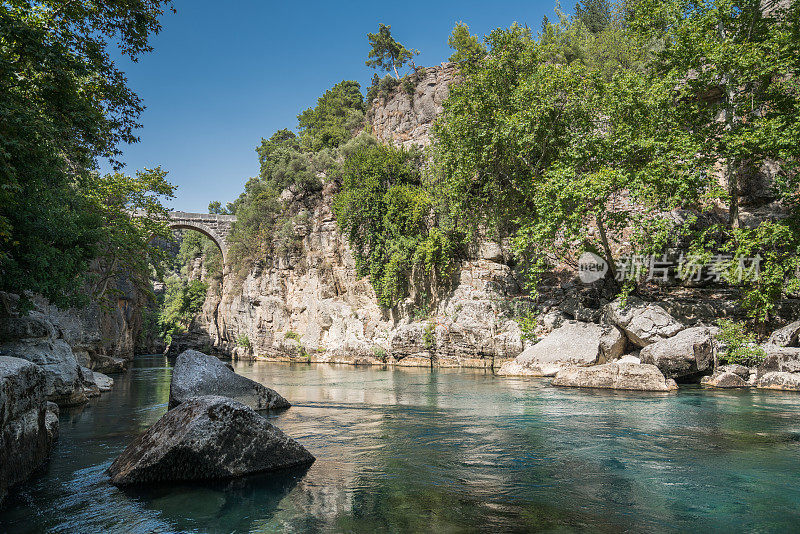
top-left (166, 212), bottom-right (236, 265)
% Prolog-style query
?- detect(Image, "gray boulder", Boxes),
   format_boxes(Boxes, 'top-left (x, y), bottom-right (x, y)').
top-left (552, 362), bottom-right (678, 392)
top-left (0, 357), bottom-right (59, 504)
top-left (169, 350), bottom-right (290, 410)
top-left (93, 371), bottom-right (114, 392)
top-left (767, 320), bottom-right (800, 347)
top-left (0, 316), bottom-right (86, 406)
top-left (604, 297), bottom-right (685, 347)
top-left (107, 395), bottom-right (314, 486)
top-left (718, 364), bottom-right (751, 379)
top-left (758, 345), bottom-right (800, 375)
top-left (640, 327), bottom-right (713, 379)
top-left (701, 371), bottom-right (748, 388)
top-left (757, 372), bottom-right (800, 391)
top-left (497, 321), bottom-right (622, 376)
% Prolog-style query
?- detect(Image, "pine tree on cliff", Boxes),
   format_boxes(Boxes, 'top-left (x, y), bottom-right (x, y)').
top-left (365, 24), bottom-right (419, 80)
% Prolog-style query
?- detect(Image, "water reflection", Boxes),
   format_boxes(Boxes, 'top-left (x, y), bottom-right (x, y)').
top-left (1, 357), bottom-right (799, 533)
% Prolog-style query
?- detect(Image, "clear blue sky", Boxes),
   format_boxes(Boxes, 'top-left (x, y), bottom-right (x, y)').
top-left (109, 0), bottom-right (558, 212)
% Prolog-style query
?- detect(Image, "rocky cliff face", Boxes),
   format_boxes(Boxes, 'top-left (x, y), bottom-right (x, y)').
top-left (164, 63), bottom-right (528, 367)
top-left (368, 63), bottom-right (457, 149)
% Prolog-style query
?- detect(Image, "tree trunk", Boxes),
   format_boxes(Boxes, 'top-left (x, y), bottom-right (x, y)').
top-left (597, 212), bottom-right (619, 286)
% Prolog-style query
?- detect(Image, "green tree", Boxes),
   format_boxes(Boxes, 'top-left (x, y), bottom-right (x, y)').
top-left (366, 24), bottom-right (419, 80)
top-left (626, 0), bottom-right (800, 322)
top-left (297, 81), bottom-right (365, 150)
top-left (0, 0), bottom-right (174, 307)
top-left (208, 201), bottom-right (230, 215)
top-left (83, 167), bottom-right (176, 301)
top-left (433, 18), bottom-right (692, 291)
top-left (447, 22), bottom-right (486, 70)
top-left (574, 0), bottom-right (612, 33)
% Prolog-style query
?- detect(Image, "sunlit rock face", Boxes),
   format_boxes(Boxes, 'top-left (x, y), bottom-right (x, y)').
top-left (368, 63), bottom-right (458, 149)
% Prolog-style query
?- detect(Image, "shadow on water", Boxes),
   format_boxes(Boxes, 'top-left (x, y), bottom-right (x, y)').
top-left (118, 466), bottom-right (311, 533)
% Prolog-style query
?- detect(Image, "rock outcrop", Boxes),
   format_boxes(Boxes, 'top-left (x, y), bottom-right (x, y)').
top-left (497, 321), bottom-right (623, 376)
top-left (757, 372), bottom-right (800, 391)
top-left (0, 356), bottom-right (59, 504)
top-left (168, 350), bottom-right (290, 410)
top-left (107, 395), bottom-right (314, 486)
top-left (0, 315), bottom-right (86, 405)
top-left (700, 371), bottom-right (748, 388)
top-left (605, 297), bottom-right (685, 347)
top-left (552, 362), bottom-right (678, 392)
top-left (639, 327), bottom-right (713, 379)
top-left (368, 63), bottom-right (457, 149)
top-left (767, 320), bottom-right (800, 347)
top-left (758, 345), bottom-right (800, 374)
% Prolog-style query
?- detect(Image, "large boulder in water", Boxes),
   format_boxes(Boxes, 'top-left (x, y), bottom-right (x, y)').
top-left (497, 321), bottom-right (624, 377)
top-left (604, 297), bottom-right (684, 348)
top-left (639, 327), bottom-right (713, 379)
top-left (169, 350), bottom-right (290, 411)
top-left (757, 372), bottom-right (800, 391)
top-left (0, 356), bottom-right (59, 504)
top-left (107, 395), bottom-right (314, 486)
top-left (552, 362), bottom-right (678, 392)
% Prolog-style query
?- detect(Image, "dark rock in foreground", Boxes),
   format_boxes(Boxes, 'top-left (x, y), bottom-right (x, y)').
top-left (0, 356), bottom-right (59, 504)
top-left (107, 395), bottom-right (314, 486)
top-left (169, 350), bottom-right (290, 411)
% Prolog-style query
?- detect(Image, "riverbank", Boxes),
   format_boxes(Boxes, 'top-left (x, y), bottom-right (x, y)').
top-left (2, 356), bottom-right (800, 533)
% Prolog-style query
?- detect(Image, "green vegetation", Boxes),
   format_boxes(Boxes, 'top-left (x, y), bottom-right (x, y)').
top-left (0, 1), bottom-right (175, 309)
top-left (715, 319), bottom-right (767, 367)
top-left (298, 81), bottom-right (365, 150)
top-left (158, 278), bottom-right (208, 345)
top-left (285, 331), bottom-right (300, 341)
top-left (236, 335), bottom-right (252, 349)
top-left (366, 23), bottom-right (419, 80)
top-left (333, 145), bottom-right (460, 307)
top-left (433, 0), bottom-right (800, 325)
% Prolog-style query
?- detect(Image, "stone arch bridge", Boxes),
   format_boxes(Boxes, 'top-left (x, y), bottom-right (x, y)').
top-left (167, 212), bottom-right (236, 262)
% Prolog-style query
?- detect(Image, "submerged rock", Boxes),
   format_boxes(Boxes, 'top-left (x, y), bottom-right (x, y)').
top-left (552, 362), bottom-right (678, 392)
top-left (0, 356), bottom-right (59, 504)
top-left (701, 372), bottom-right (748, 388)
top-left (604, 298), bottom-right (685, 348)
top-left (107, 395), bottom-right (314, 486)
top-left (757, 372), bottom-right (800, 391)
top-left (169, 350), bottom-right (290, 411)
top-left (639, 327), bottom-right (713, 379)
top-left (497, 321), bottom-right (621, 377)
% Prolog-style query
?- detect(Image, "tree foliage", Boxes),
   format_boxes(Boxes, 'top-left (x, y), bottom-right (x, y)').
top-left (366, 23), bottom-right (419, 80)
top-left (298, 81), bottom-right (365, 150)
top-left (0, 0), bottom-right (174, 307)
top-left (333, 145), bottom-right (459, 307)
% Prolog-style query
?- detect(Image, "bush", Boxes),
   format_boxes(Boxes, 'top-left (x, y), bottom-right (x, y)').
top-left (236, 335), bottom-right (251, 348)
top-left (158, 277), bottom-right (208, 345)
top-left (715, 319), bottom-right (766, 367)
top-left (285, 331), bottom-right (300, 341)
top-left (333, 144), bottom-right (460, 307)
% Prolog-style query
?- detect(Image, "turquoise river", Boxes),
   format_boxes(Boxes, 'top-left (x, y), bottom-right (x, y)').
top-left (1, 355), bottom-right (799, 533)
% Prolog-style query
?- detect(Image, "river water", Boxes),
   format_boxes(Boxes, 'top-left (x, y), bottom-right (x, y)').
top-left (2, 355), bottom-right (800, 533)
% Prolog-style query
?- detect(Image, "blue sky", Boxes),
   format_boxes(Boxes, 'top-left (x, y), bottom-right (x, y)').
top-left (109, 0), bottom-right (557, 212)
